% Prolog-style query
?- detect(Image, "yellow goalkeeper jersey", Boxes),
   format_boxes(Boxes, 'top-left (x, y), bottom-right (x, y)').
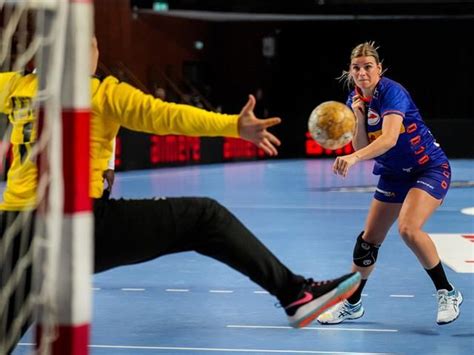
top-left (0, 73), bottom-right (239, 211)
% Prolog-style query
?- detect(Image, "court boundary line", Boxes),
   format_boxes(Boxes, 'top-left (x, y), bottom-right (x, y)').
top-left (227, 325), bottom-right (398, 333)
top-left (17, 343), bottom-right (395, 354)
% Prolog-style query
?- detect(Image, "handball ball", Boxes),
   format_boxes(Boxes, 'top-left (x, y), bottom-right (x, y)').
top-left (308, 101), bottom-right (356, 150)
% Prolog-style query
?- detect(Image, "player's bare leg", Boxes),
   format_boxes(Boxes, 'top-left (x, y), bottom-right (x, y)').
top-left (318, 199), bottom-right (400, 324)
top-left (399, 188), bottom-right (462, 325)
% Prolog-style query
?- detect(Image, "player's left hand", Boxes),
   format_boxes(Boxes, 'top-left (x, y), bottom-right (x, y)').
top-left (237, 94), bottom-right (281, 156)
top-left (333, 154), bottom-right (360, 177)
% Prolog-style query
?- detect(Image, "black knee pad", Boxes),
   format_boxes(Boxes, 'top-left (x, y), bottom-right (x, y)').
top-left (353, 231), bottom-right (381, 267)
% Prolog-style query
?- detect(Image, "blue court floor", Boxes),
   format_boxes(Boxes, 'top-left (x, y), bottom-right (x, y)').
top-left (14, 158), bottom-right (474, 354)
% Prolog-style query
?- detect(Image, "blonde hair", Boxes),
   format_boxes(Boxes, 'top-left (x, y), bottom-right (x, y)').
top-left (338, 41), bottom-right (385, 89)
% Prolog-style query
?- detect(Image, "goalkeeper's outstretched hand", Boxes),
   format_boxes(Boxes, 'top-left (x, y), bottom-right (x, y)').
top-left (237, 94), bottom-right (281, 156)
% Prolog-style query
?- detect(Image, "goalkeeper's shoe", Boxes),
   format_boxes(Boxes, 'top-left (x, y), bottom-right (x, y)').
top-left (283, 272), bottom-right (361, 328)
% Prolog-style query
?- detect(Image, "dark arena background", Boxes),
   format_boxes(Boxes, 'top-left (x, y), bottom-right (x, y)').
top-left (92, 0), bottom-right (474, 170)
top-left (4, 2), bottom-right (474, 355)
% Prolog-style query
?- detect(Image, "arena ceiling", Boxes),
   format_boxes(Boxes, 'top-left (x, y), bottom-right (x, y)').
top-left (131, 0), bottom-right (474, 16)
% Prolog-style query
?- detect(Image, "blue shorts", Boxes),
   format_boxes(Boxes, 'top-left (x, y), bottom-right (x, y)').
top-left (374, 162), bottom-right (451, 203)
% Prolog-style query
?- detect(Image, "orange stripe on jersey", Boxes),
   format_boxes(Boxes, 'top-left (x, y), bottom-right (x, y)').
top-left (410, 135), bottom-right (421, 145)
top-left (414, 146), bottom-right (425, 155)
top-left (418, 155), bottom-right (430, 165)
top-left (407, 123), bottom-right (417, 133)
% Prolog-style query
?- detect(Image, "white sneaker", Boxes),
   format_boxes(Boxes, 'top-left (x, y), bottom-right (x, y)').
top-left (317, 299), bottom-right (364, 324)
top-left (437, 287), bottom-right (463, 325)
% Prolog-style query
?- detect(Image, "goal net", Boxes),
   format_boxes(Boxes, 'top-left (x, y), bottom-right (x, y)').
top-left (0, 1), bottom-right (93, 354)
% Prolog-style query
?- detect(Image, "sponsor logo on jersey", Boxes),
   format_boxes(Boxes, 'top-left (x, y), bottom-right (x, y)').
top-left (11, 96), bottom-right (33, 122)
top-left (367, 109), bottom-right (380, 126)
top-left (373, 88), bottom-right (379, 99)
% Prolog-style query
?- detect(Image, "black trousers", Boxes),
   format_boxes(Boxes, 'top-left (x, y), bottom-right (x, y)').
top-left (94, 196), bottom-right (304, 299)
top-left (0, 211), bottom-right (35, 355)
top-left (2, 196), bottom-right (304, 353)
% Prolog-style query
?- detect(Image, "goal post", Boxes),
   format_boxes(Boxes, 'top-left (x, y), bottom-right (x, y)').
top-left (0, 0), bottom-right (93, 354)
top-left (37, 1), bottom-right (94, 354)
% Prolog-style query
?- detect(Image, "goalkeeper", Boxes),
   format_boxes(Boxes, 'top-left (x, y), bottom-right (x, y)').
top-left (0, 37), bottom-right (360, 353)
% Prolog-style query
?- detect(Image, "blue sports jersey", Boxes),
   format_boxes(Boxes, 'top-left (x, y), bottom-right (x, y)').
top-left (346, 77), bottom-right (447, 176)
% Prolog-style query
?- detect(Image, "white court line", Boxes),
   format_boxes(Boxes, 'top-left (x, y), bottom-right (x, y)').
top-left (226, 204), bottom-right (461, 212)
top-left (230, 205), bottom-right (370, 211)
top-left (209, 290), bottom-right (234, 293)
top-left (90, 345), bottom-right (394, 354)
top-left (18, 343), bottom-right (394, 354)
top-left (91, 288), bottom-right (413, 300)
top-left (89, 289), bottom-right (400, 299)
top-left (227, 325), bottom-right (398, 333)
top-left (460, 207), bottom-right (474, 216)
top-left (166, 288), bottom-right (190, 292)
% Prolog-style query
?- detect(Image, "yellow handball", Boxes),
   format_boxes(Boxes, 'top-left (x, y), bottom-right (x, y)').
top-left (308, 101), bottom-right (356, 150)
